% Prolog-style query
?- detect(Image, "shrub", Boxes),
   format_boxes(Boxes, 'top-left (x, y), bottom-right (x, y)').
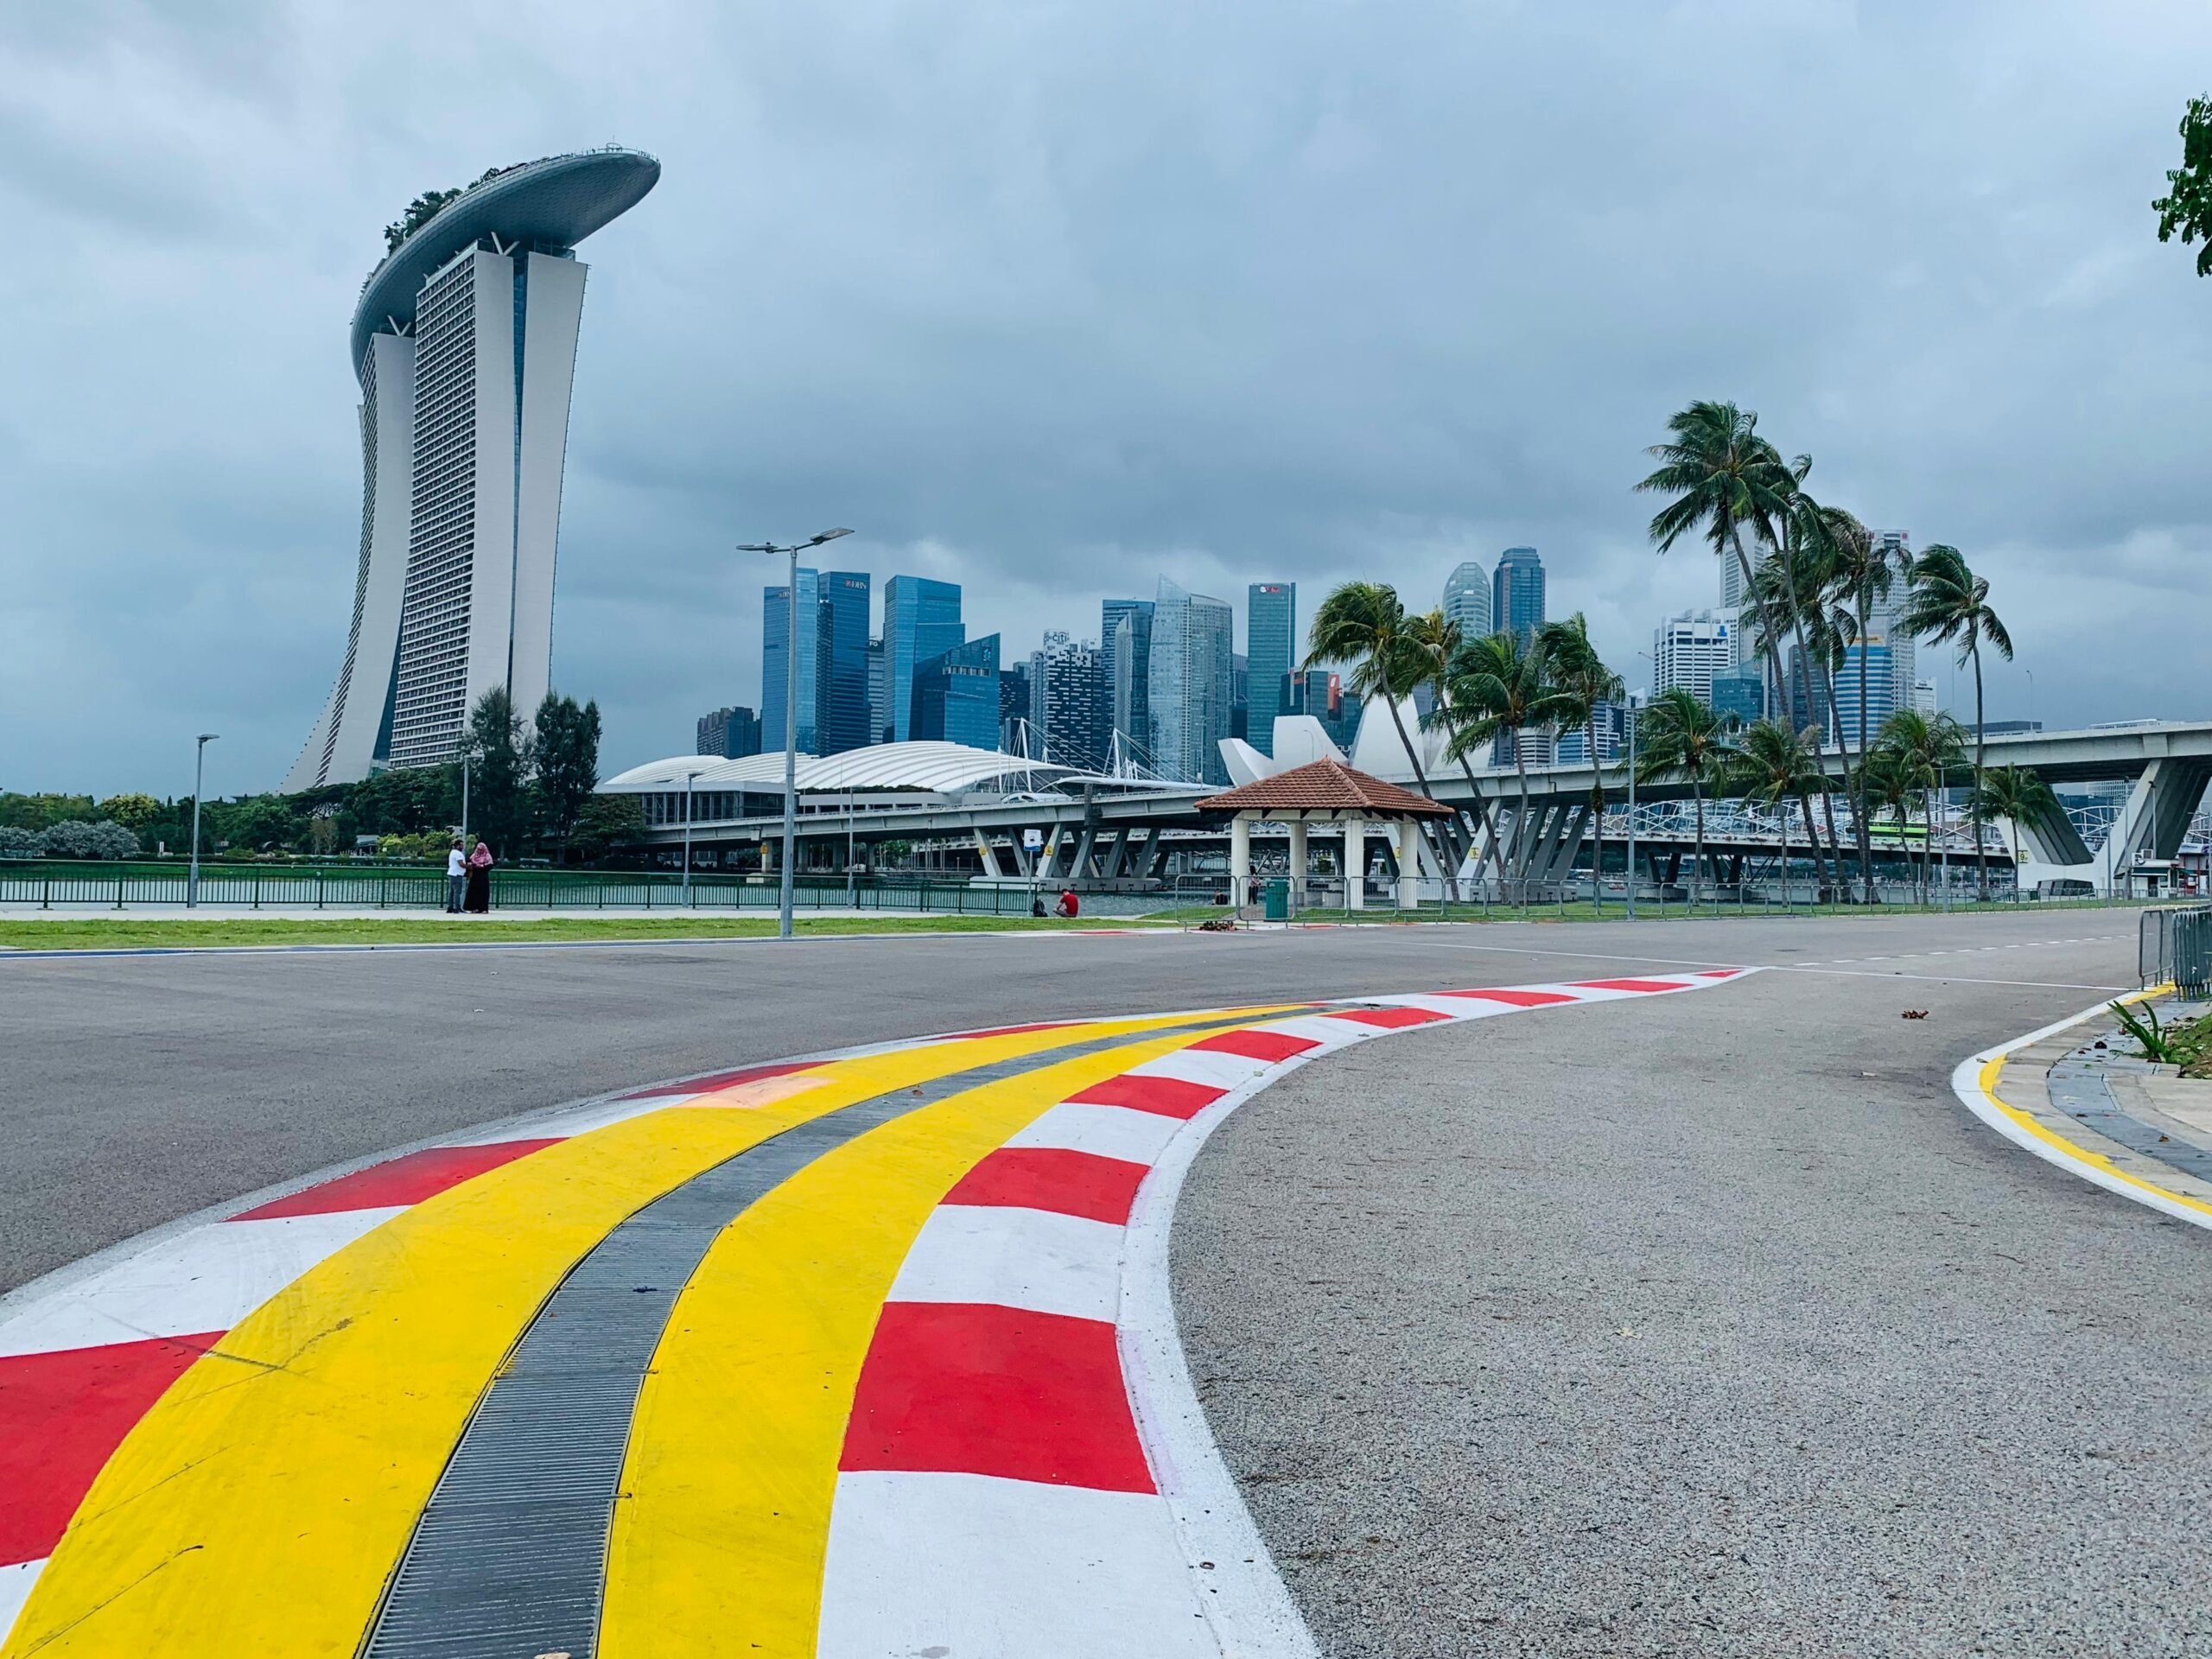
top-left (37, 820), bottom-right (141, 860)
top-left (0, 825), bottom-right (38, 858)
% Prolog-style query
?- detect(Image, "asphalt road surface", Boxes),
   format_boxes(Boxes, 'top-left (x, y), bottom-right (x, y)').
top-left (3, 908), bottom-right (2190, 1654)
top-left (1178, 917), bottom-right (2209, 1656)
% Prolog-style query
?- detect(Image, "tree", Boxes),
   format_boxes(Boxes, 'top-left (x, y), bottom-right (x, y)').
top-left (569, 792), bottom-right (647, 864)
top-left (97, 793), bottom-right (162, 833)
top-left (1728, 720), bottom-right (1828, 906)
top-left (1901, 545), bottom-right (2012, 899)
top-left (1968, 765), bottom-right (2059, 897)
top-left (1858, 743), bottom-right (1922, 903)
top-left (1820, 512), bottom-right (1906, 902)
top-left (38, 820), bottom-right (139, 860)
top-left (1403, 607), bottom-right (1479, 899)
top-left (1637, 401), bottom-right (1796, 718)
top-left (1440, 630), bottom-right (1576, 897)
top-left (463, 687), bottom-right (532, 859)
top-left (531, 693), bottom-right (603, 861)
top-left (1744, 531), bottom-right (1846, 895)
top-left (2154, 95), bottom-right (2212, 276)
top-left (220, 795), bottom-right (302, 853)
top-left (1538, 614), bottom-right (1624, 911)
top-left (1633, 689), bottom-right (1733, 904)
top-left (1874, 709), bottom-right (1969, 905)
top-left (1305, 582), bottom-right (1440, 802)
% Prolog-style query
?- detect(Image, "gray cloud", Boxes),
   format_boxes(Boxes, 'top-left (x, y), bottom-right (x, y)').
top-left (3, 0), bottom-right (2209, 797)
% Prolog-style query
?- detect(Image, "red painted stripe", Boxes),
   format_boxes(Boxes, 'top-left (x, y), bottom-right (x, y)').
top-left (231, 1139), bottom-right (560, 1220)
top-left (0, 1333), bottom-right (218, 1567)
top-left (946, 1147), bottom-right (1148, 1226)
top-left (1064, 1073), bottom-right (1225, 1121)
top-left (944, 1021), bottom-right (1088, 1041)
top-left (1573, 978), bottom-right (1686, 994)
top-left (1328, 1006), bottom-right (1449, 1029)
top-left (1696, 969), bottom-right (1740, 978)
top-left (842, 1301), bottom-right (1154, 1492)
top-left (1191, 1027), bottom-right (1319, 1062)
top-left (1433, 988), bottom-right (1578, 1007)
top-left (620, 1059), bottom-right (820, 1100)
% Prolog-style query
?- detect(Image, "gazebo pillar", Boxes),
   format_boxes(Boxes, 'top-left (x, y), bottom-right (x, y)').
top-left (1344, 817), bottom-right (1364, 910)
top-left (1229, 815), bottom-right (1252, 905)
top-left (1287, 820), bottom-right (1309, 909)
top-left (1399, 819), bottom-right (1422, 909)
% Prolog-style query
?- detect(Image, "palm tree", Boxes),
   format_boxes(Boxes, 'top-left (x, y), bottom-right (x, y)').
top-left (1743, 530), bottom-right (1845, 895)
top-left (1440, 630), bottom-right (1575, 898)
top-left (1306, 582), bottom-right (1437, 801)
top-left (1859, 742), bottom-right (1923, 902)
top-left (1969, 765), bottom-right (2059, 899)
top-left (1728, 719), bottom-right (1829, 906)
top-left (1539, 614), bottom-right (1624, 912)
top-left (1821, 512), bottom-right (1905, 902)
top-left (1877, 709), bottom-right (1969, 905)
top-left (1406, 608), bottom-right (1497, 896)
top-left (1900, 546), bottom-right (2013, 900)
top-left (1637, 400), bottom-right (1796, 719)
top-left (1634, 688), bottom-right (1733, 906)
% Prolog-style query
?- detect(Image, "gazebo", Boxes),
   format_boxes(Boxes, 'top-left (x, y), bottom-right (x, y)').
top-left (1195, 757), bottom-right (1455, 910)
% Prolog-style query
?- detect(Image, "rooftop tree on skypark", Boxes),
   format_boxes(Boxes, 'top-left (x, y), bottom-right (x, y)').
top-left (1901, 546), bottom-right (2013, 900)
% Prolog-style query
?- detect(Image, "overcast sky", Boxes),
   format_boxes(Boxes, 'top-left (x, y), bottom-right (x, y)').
top-left (5, 1), bottom-right (2210, 798)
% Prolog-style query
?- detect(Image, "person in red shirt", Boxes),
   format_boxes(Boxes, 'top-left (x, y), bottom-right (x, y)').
top-left (1057, 887), bottom-right (1080, 918)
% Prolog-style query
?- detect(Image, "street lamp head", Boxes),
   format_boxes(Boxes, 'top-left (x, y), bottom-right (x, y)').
top-left (810, 528), bottom-right (854, 546)
top-left (197, 733), bottom-right (220, 744)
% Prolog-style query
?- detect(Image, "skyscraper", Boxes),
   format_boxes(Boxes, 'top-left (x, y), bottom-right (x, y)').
top-left (285, 149), bottom-right (660, 788)
top-left (1148, 579), bottom-right (1235, 784)
top-left (1832, 642), bottom-right (1896, 747)
top-left (1442, 561), bottom-right (1492, 642)
top-left (1869, 531), bottom-right (1917, 714)
top-left (866, 638), bottom-right (888, 744)
top-left (912, 635), bottom-right (1002, 751)
top-left (762, 568), bottom-right (820, 756)
top-left (696, 706), bottom-right (761, 760)
top-left (813, 570), bottom-right (872, 755)
top-left (1101, 599), bottom-right (1154, 762)
top-left (1245, 582), bottom-right (1295, 757)
top-left (883, 576), bottom-right (964, 743)
top-left (1652, 608), bottom-right (1738, 702)
top-left (1491, 547), bottom-right (1545, 644)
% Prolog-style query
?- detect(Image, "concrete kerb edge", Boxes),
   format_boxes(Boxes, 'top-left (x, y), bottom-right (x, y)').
top-left (1948, 982), bottom-right (2212, 1235)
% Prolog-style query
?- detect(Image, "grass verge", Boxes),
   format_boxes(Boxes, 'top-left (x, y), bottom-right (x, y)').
top-left (0, 913), bottom-right (1164, 952)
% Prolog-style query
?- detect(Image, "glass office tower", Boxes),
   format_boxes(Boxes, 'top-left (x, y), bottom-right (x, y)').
top-left (883, 576), bottom-right (964, 742)
top-left (1245, 582), bottom-right (1295, 757)
top-left (762, 568), bottom-right (820, 756)
top-left (912, 634), bottom-right (1003, 751)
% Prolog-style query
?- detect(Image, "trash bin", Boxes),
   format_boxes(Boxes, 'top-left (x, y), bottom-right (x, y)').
top-left (1262, 877), bottom-right (1291, 921)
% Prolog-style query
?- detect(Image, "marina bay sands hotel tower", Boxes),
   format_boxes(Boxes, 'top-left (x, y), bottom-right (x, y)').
top-left (286, 149), bottom-right (659, 789)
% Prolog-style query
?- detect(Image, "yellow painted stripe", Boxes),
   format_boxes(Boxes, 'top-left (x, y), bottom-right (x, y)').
top-left (599, 1008), bottom-right (1302, 1659)
top-left (2, 1016), bottom-right (1209, 1659)
top-left (1980, 1052), bottom-right (2212, 1220)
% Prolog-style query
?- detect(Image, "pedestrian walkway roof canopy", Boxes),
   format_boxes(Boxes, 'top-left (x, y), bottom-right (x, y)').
top-left (1196, 758), bottom-right (1454, 821)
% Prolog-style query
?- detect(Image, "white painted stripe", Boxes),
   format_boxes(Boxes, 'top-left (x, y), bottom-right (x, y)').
top-left (1363, 991), bottom-right (1532, 1020)
top-left (1242, 1014), bottom-right (1375, 1052)
top-left (1007, 1102), bottom-right (1185, 1166)
top-left (0, 1558), bottom-right (43, 1645)
top-left (0, 1209), bottom-right (404, 1358)
top-left (888, 1205), bottom-right (1125, 1324)
top-left (1122, 1060), bottom-right (1325, 1659)
top-left (1127, 1047), bottom-right (1278, 1092)
top-left (442, 1095), bottom-right (687, 1145)
top-left (817, 1471), bottom-right (1216, 1659)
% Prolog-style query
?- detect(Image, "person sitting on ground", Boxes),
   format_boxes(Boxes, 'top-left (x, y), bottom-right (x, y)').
top-left (446, 838), bottom-right (467, 913)
top-left (1057, 887), bottom-right (1079, 918)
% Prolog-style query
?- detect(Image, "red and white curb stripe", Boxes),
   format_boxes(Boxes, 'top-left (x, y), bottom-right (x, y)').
top-left (0, 970), bottom-right (1751, 1650)
top-left (817, 970), bottom-right (1751, 1656)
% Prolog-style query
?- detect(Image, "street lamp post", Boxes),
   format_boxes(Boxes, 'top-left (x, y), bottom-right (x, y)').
top-left (1624, 692), bottom-right (1641, 921)
top-left (188, 733), bottom-right (219, 908)
top-left (683, 767), bottom-right (702, 900)
top-left (737, 528), bottom-right (853, 939)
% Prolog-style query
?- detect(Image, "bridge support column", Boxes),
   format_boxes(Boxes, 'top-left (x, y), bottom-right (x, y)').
top-left (972, 830), bottom-right (1005, 880)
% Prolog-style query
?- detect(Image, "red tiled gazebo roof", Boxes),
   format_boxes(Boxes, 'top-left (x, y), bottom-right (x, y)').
top-left (1194, 757), bottom-right (1453, 818)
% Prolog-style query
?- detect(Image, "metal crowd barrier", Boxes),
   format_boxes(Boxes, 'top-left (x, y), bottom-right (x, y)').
top-left (2142, 904), bottom-right (2212, 994)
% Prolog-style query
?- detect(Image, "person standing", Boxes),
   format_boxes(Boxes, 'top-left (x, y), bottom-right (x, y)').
top-left (445, 839), bottom-right (467, 913)
top-left (464, 841), bottom-right (494, 914)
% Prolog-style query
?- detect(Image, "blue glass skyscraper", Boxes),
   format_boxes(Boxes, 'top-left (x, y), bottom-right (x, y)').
top-left (762, 568), bottom-right (819, 756)
top-left (1245, 582), bottom-right (1295, 757)
top-left (1148, 578), bottom-right (1235, 784)
top-left (883, 576), bottom-right (964, 743)
top-left (1101, 598), bottom-right (1154, 762)
top-left (912, 634), bottom-right (1002, 751)
top-left (1491, 547), bottom-right (1545, 644)
top-left (814, 570), bottom-right (872, 755)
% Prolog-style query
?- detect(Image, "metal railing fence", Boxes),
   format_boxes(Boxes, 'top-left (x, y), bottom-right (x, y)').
top-left (2142, 905), bottom-right (2212, 993)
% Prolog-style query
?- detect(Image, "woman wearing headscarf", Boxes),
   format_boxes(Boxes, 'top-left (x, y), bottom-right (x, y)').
top-left (464, 840), bottom-right (495, 913)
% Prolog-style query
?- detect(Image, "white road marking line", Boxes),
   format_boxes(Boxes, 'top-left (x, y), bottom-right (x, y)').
top-left (1009, 1103), bottom-right (1187, 1165)
top-left (0, 1560), bottom-right (41, 1647)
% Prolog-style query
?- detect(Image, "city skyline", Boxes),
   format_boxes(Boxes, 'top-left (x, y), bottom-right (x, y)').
top-left (8, 8), bottom-right (2209, 796)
